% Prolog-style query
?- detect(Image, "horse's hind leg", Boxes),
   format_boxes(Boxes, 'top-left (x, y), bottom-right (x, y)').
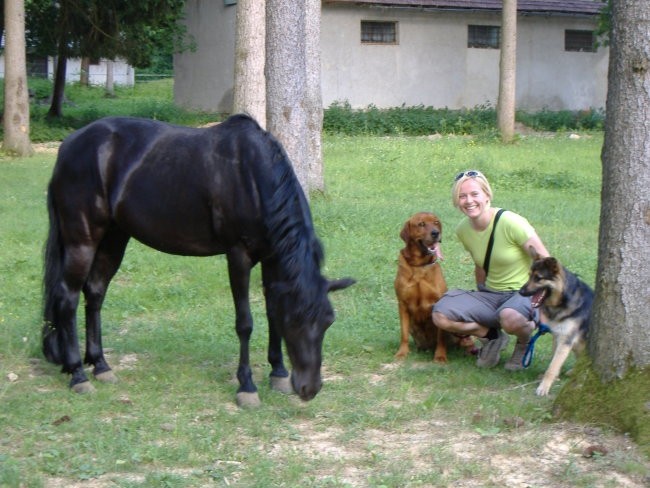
top-left (83, 227), bottom-right (130, 384)
top-left (53, 245), bottom-right (97, 392)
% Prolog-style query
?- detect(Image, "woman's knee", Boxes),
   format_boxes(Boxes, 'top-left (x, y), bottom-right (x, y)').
top-left (432, 311), bottom-right (452, 330)
top-left (498, 308), bottom-right (529, 333)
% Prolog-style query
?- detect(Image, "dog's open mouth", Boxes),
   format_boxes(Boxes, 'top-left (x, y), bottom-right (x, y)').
top-left (531, 288), bottom-right (548, 308)
top-left (420, 241), bottom-right (442, 260)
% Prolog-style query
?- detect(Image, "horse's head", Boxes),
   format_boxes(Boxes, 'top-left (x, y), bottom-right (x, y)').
top-left (265, 277), bottom-right (355, 401)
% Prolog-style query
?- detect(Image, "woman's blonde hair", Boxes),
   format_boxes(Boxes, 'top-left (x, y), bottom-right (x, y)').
top-left (451, 170), bottom-right (493, 208)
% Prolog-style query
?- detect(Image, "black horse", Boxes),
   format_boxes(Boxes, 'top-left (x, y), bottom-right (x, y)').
top-left (42, 114), bottom-right (354, 406)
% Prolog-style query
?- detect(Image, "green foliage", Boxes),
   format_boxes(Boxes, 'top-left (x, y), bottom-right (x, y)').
top-left (25, 0), bottom-right (189, 68)
top-left (323, 101), bottom-right (497, 136)
top-left (516, 107), bottom-right (606, 132)
top-left (11, 78), bottom-right (224, 142)
top-left (323, 101), bottom-right (605, 136)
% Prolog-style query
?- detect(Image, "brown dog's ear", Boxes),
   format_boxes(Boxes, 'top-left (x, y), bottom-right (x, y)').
top-left (400, 222), bottom-right (410, 243)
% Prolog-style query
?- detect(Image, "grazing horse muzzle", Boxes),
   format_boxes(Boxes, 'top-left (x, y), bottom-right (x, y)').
top-left (291, 369), bottom-right (322, 401)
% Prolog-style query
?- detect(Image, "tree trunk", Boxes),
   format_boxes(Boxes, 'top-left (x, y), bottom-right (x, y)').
top-left (266, 0), bottom-right (322, 196)
top-left (2, 0), bottom-right (33, 156)
top-left (554, 0), bottom-right (650, 455)
top-left (305, 0), bottom-right (324, 192)
top-left (80, 57), bottom-right (90, 86)
top-left (47, 54), bottom-right (67, 119)
top-left (497, 0), bottom-right (517, 143)
top-left (592, 0), bottom-right (650, 379)
top-left (233, 0), bottom-right (266, 128)
top-left (105, 60), bottom-right (115, 97)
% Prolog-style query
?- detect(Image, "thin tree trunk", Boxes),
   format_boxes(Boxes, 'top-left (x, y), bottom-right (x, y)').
top-left (2, 0), bottom-right (33, 156)
top-left (80, 57), bottom-right (90, 86)
top-left (266, 1), bottom-right (309, 194)
top-left (105, 60), bottom-right (115, 97)
top-left (497, 0), bottom-right (517, 143)
top-left (48, 54), bottom-right (67, 119)
top-left (305, 0), bottom-right (324, 192)
top-left (233, 0), bottom-right (266, 128)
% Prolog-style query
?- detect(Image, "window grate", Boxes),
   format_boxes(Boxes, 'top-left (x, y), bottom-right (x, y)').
top-left (468, 25), bottom-right (501, 49)
top-left (565, 30), bottom-right (595, 52)
top-left (361, 21), bottom-right (398, 44)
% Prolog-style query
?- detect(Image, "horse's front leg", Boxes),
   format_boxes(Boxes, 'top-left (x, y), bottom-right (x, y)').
top-left (227, 249), bottom-right (260, 407)
top-left (262, 266), bottom-right (292, 395)
top-left (267, 323), bottom-right (293, 394)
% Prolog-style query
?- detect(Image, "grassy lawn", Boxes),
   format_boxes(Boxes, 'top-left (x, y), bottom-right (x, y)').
top-left (1, 125), bottom-right (648, 487)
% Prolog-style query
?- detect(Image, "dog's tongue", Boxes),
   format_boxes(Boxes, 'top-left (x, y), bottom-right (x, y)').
top-left (429, 243), bottom-right (444, 261)
top-left (531, 289), bottom-right (546, 308)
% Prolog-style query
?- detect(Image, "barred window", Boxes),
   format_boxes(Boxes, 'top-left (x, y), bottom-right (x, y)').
top-left (565, 30), bottom-right (595, 52)
top-left (468, 25), bottom-right (500, 49)
top-left (361, 21), bottom-right (398, 44)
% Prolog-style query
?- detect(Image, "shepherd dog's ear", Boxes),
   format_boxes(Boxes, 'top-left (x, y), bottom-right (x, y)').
top-left (546, 257), bottom-right (561, 273)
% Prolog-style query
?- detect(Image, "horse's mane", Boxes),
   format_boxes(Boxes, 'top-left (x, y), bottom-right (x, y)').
top-left (233, 116), bottom-right (326, 316)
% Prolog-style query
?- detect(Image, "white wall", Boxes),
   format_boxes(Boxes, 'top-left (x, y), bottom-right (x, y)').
top-left (174, 0), bottom-right (237, 112)
top-left (0, 57), bottom-right (135, 86)
top-left (321, 6), bottom-right (608, 110)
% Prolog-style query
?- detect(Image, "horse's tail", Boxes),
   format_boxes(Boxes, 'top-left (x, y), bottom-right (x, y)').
top-left (42, 186), bottom-right (64, 364)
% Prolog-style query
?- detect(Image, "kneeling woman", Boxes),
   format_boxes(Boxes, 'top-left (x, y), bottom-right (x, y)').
top-left (432, 170), bottom-right (549, 370)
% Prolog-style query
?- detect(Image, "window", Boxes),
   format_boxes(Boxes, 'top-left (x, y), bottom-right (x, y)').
top-left (468, 25), bottom-right (500, 49)
top-left (565, 30), bottom-right (595, 52)
top-left (361, 21), bottom-right (397, 44)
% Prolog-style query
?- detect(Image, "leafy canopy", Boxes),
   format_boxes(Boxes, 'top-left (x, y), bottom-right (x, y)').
top-left (24, 0), bottom-right (191, 68)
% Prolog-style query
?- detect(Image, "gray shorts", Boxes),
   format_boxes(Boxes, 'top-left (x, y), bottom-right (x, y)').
top-left (432, 287), bottom-right (536, 329)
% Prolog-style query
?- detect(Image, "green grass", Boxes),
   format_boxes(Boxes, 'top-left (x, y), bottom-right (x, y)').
top-left (1, 131), bottom-right (648, 486)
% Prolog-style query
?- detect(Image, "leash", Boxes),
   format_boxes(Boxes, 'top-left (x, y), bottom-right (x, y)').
top-left (522, 322), bottom-right (552, 368)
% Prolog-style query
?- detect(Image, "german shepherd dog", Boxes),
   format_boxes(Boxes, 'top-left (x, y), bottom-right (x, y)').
top-left (519, 247), bottom-right (594, 396)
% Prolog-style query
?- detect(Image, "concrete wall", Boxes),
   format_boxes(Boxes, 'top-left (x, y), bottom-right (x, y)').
top-left (173, 2), bottom-right (608, 113)
top-left (174, 0), bottom-right (237, 112)
top-left (322, 6), bottom-right (608, 110)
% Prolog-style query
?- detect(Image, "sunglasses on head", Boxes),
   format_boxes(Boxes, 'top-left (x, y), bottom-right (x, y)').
top-left (454, 170), bottom-right (483, 182)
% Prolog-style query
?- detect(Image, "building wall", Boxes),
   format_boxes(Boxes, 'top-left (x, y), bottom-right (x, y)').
top-left (174, 0), bottom-right (237, 112)
top-left (322, 6), bottom-right (608, 110)
top-left (173, 2), bottom-right (608, 113)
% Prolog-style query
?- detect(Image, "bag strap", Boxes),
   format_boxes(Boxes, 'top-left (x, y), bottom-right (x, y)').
top-left (483, 208), bottom-right (506, 277)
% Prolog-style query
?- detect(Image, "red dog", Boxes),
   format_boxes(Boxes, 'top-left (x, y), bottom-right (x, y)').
top-left (394, 212), bottom-right (476, 362)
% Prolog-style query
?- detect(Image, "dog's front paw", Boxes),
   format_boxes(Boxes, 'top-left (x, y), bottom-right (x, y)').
top-left (394, 345), bottom-right (410, 360)
top-left (433, 354), bottom-right (448, 364)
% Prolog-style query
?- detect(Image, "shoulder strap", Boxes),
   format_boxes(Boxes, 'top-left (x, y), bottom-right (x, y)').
top-left (483, 209), bottom-right (506, 277)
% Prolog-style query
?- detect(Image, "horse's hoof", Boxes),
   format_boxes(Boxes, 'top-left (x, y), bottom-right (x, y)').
top-left (236, 391), bottom-right (261, 408)
top-left (270, 375), bottom-right (294, 395)
top-left (95, 370), bottom-right (118, 384)
top-left (71, 381), bottom-right (96, 394)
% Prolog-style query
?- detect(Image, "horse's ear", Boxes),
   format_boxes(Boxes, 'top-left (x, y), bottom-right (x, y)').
top-left (327, 278), bottom-right (356, 292)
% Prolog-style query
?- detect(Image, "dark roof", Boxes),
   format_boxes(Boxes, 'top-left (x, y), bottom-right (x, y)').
top-left (323, 0), bottom-right (606, 16)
